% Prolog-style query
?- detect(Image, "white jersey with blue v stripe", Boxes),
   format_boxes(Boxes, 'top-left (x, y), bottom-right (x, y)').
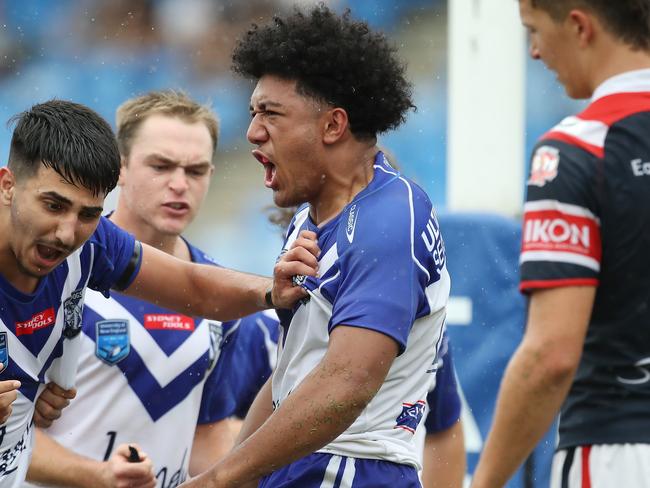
top-left (30, 241), bottom-right (242, 488)
top-left (0, 217), bottom-right (140, 488)
top-left (274, 151), bottom-right (450, 470)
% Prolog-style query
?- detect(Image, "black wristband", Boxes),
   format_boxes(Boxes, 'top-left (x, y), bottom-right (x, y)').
top-left (264, 287), bottom-right (274, 309)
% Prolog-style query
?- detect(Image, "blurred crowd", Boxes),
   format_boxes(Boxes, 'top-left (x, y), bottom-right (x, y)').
top-left (0, 0), bottom-right (579, 274)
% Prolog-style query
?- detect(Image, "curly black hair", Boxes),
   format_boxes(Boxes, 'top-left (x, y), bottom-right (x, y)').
top-left (232, 3), bottom-right (415, 139)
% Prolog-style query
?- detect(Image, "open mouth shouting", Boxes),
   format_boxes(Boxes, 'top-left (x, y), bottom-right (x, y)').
top-left (252, 149), bottom-right (277, 189)
top-left (34, 242), bottom-right (67, 269)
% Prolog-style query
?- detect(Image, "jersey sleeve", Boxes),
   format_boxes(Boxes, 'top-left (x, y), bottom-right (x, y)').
top-left (329, 184), bottom-right (433, 353)
top-left (223, 312), bottom-right (278, 419)
top-left (424, 335), bottom-right (461, 433)
top-left (86, 217), bottom-right (142, 295)
top-left (520, 140), bottom-right (602, 292)
top-left (197, 321), bottom-right (240, 424)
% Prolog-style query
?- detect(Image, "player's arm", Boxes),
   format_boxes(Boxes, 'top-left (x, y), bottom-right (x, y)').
top-left (182, 325), bottom-right (398, 488)
top-left (471, 285), bottom-right (595, 488)
top-left (422, 420), bottom-right (465, 488)
top-left (206, 377), bottom-right (275, 488)
top-left (123, 231), bottom-right (319, 321)
top-left (234, 375), bottom-right (274, 446)
top-left (27, 429), bottom-right (156, 488)
top-left (189, 418), bottom-right (239, 476)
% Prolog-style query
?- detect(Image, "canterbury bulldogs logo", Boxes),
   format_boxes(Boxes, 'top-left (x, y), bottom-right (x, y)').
top-left (63, 289), bottom-right (84, 338)
top-left (0, 333), bottom-right (8, 373)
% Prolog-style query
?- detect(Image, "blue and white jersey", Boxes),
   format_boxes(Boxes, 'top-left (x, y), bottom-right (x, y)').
top-left (223, 309), bottom-right (279, 419)
top-left (412, 332), bottom-right (462, 470)
top-left (0, 217), bottom-right (139, 488)
top-left (274, 151), bottom-right (450, 469)
top-left (423, 333), bottom-right (461, 434)
top-left (37, 241), bottom-right (240, 488)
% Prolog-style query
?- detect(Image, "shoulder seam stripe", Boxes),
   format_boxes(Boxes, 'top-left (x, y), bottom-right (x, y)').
top-left (520, 278), bottom-right (599, 292)
top-left (519, 250), bottom-right (600, 271)
top-left (523, 200), bottom-right (600, 223)
top-left (397, 176), bottom-right (430, 282)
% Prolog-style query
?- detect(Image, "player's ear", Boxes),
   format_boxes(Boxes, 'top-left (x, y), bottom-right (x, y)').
top-left (0, 167), bottom-right (16, 204)
top-left (322, 108), bottom-right (349, 145)
top-left (117, 156), bottom-right (128, 187)
top-left (568, 8), bottom-right (594, 47)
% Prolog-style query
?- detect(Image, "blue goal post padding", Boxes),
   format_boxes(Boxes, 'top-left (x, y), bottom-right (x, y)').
top-left (438, 211), bottom-right (555, 488)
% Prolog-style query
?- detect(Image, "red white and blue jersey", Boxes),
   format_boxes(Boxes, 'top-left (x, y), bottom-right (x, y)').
top-left (36, 241), bottom-right (242, 488)
top-left (0, 217), bottom-right (139, 488)
top-left (520, 69), bottom-right (650, 448)
top-left (274, 151), bottom-right (450, 469)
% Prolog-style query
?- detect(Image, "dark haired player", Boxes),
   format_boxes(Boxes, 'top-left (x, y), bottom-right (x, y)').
top-left (473, 1), bottom-right (650, 487)
top-left (0, 99), bottom-right (318, 487)
top-left (184, 5), bottom-right (450, 488)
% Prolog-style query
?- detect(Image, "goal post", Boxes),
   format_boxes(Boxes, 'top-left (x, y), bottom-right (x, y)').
top-left (447, 0), bottom-right (526, 215)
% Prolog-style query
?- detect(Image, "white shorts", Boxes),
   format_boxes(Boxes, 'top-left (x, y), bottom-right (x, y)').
top-left (551, 444), bottom-right (650, 488)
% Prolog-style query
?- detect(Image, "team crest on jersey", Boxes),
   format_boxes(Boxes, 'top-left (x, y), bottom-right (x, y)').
top-left (63, 289), bottom-right (84, 338)
top-left (96, 320), bottom-right (130, 365)
top-left (527, 145), bottom-right (560, 187)
top-left (0, 333), bottom-right (8, 372)
top-left (394, 400), bottom-right (426, 434)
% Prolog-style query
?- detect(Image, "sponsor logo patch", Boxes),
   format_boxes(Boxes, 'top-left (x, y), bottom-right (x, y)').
top-left (144, 314), bottom-right (195, 331)
top-left (527, 145), bottom-right (560, 187)
top-left (96, 319), bottom-right (130, 365)
top-left (0, 333), bottom-right (8, 372)
top-left (394, 400), bottom-right (426, 434)
top-left (15, 308), bottom-right (55, 336)
top-left (631, 158), bottom-right (650, 176)
top-left (522, 209), bottom-right (601, 262)
top-left (421, 208), bottom-right (446, 273)
top-left (0, 421), bottom-right (30, 477)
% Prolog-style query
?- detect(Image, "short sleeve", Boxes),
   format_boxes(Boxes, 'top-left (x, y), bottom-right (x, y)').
top-left (226, 312), bottom-right (279, 419)
top-left (329, 187), bottom-right (432, 353)
top-left (197, 321), bottom-right (240, 424)
top-left (520, 140), bottom-right (602, 292)
top-left (87, 217), bottom-right (142, 295)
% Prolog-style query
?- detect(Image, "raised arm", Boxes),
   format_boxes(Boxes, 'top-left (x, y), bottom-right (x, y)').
top-left (123, 231), bottom-right (319, 321)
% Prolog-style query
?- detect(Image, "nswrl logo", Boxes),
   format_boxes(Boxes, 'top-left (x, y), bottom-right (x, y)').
top-left (95, 320), bottom-right (130, 365)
